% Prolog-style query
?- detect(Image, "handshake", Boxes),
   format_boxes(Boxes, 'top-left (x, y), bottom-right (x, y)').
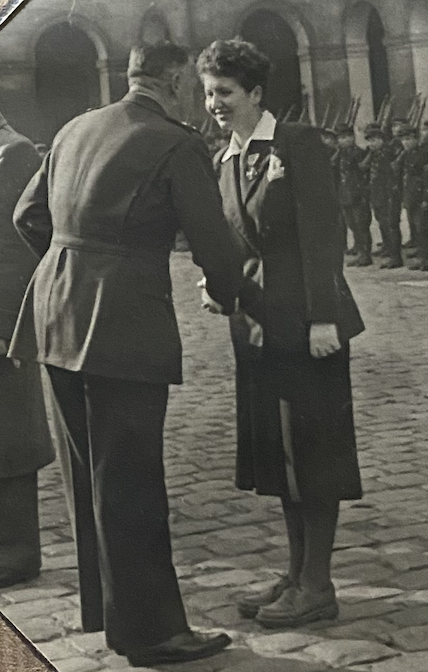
top-left (197, 278), bottom-right (224, 315)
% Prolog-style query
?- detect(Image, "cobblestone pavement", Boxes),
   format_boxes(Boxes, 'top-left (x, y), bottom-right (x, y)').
top-left (1, 246), bottom-right (428, 672)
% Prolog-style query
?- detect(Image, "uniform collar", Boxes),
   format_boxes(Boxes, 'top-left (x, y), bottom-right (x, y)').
top-left (122, 89), bottom-right (168, 118)
top-left (222, 110), bottom-right (277, 163)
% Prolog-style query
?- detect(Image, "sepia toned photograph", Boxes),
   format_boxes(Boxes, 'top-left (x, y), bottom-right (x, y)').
top-left (0, 1), bottom-right (427, 671)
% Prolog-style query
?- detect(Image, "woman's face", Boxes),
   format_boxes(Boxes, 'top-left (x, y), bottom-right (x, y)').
top-left (201, 74), bottom-right (262, 132)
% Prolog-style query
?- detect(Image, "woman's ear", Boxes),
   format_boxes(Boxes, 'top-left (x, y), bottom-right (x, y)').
top-left (250, 85), bottom-right (263, 107)
top-left (170, 71), bottom-right (181, 97)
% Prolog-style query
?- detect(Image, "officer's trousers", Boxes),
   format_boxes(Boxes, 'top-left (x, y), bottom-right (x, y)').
top-left (373, 202), bottom-right (402, 262)
top-left (46, 366), bottom-right (188, 650)
top-left (0, 473), bottom-right (40, 584)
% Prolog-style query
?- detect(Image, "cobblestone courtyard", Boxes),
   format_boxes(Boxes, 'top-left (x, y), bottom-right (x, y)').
top-left (1, 250), bottom-right (428, 672)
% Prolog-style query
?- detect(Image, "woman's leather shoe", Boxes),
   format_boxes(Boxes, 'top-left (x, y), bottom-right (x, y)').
top-left (124, 629), bottom-right (231, 667)
top-left (237, 574), bottom-right (291, 618)
top-left (256, 583), bottom-right (338, 628)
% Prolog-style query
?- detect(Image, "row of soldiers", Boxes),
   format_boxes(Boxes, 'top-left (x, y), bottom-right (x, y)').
top-left (320, 118), bottom-right (428, 271)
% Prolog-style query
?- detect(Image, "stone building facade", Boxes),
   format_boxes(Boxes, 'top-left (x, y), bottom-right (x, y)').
top-left (0, 0), bottom-right (427, 143)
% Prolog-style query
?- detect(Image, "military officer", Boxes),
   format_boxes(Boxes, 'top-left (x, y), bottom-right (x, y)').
top-left (9, 42), bottom-right (242, 667)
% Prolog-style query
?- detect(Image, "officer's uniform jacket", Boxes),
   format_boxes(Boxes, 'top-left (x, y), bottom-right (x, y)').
top-left (9, 93), bottom-right (242, 384)
top-left (0, 116), bottom-right (54, 478)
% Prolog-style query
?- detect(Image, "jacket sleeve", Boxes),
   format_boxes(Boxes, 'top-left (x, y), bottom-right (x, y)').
top-left (285, 124), bottom-right (342, 324)
top-left (13, 151), bottom-right (53, 259)
top-left (166, 133), bottom-right (242, 315)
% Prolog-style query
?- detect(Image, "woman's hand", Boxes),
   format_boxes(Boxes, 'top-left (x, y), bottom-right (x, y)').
top-left (201, 288), bottom-right (224, 314)
top-left (309, 323), bottom-right (341, 358)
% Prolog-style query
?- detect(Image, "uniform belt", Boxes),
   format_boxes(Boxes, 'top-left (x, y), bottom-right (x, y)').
top-left (51, 234), bottom-right (167, 262)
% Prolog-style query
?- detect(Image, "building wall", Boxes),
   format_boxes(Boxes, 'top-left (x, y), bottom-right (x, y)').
top-left (0, 0), bottom-right (426, 142)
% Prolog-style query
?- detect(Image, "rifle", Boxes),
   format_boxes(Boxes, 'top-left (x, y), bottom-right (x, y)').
top-left (381, 96), bottom-right (394, 133)
top-left (332, 106), bottom-right (342, 131)
top-left (416, 97), bottom-right (427, 130)
top-left (349, 96), bottom-right (361, 127)
top-left (376, 94), bottom-right (389, 125)
top-left (321, 102), bottom-right (331, 129)
top-left (408, 93), bottom-right (421, 126)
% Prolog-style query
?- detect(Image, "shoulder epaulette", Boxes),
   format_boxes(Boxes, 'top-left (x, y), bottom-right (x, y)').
top-left (165, 117), bottom-right (201, 135)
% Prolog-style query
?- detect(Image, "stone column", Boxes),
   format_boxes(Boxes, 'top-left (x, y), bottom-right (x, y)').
top-left (346, 42), bottom-right (374, 134)
top-left (307, 44), bottom-right (351, 127)
top-left (107, 59), bottom-right (128, 103)
top-left (410, 32), bottom-right (428, 101)
top-left (96, 59), bottom-right (111, 106)
top-left (384, 36), bottom-right (416, 116)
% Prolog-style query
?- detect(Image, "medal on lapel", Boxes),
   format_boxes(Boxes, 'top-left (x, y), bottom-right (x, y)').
top-left (245, 153), bottom-right (261, 181)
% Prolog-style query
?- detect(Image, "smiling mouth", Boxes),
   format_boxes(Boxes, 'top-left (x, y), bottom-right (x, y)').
top-left (214, 111), bottom-right (231, 121)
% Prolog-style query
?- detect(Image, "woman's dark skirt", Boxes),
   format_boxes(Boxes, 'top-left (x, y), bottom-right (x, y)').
top-left (235, 345), bottom-right (362, 504)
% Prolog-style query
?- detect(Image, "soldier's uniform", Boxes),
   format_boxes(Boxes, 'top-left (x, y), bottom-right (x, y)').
top-left (361, 126), bottom-right (403, 268)
top-left (389, 135), bottom-right (405, 241)
top-left (398, 125), bottom-right (428, 270)
top-left (334, 125), bottom-right (371, 266)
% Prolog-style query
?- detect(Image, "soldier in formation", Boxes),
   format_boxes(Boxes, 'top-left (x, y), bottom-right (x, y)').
top-left (396, 124), bottom-right (428, 271)
top-left (332, 124), bottom-right (371, 266)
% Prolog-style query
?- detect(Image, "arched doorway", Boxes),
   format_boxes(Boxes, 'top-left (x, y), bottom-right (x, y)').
top-left (367, 8), bottom-right (390, 117)
top-left (345, 2), bottom-right (390, 128)
top-left (410, 0), bottom-right (428, 102)
top-left (240, 9), bottom-right (302, 120)
top-left (35, 23), bottom-right (101, 144)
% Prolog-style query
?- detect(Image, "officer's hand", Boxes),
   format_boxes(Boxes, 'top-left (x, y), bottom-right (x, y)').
top-left (201, 288), bottom-right (224, 314)
top-left (0, 338), bottom-right (8, 356)
top-left (309, 323), bottom-right (341, 358)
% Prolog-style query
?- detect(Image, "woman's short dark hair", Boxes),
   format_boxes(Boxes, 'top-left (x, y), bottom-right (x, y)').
top-left (197, 39), bottom-right (271, 106)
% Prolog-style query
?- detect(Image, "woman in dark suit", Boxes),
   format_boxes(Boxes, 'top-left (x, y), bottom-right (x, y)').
top-left (197, 40), bottom-right (365, 628)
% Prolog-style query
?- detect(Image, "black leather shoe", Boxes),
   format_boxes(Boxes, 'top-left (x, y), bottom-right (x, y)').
top-left (123, 630), bottom-right (231, 667)
top-left (237, 574), bottom-right (291, 618)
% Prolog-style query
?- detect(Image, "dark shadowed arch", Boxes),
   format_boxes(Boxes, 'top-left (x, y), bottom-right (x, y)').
top-left (240, 9), bottom-right (302, 119)
top-left (35, 23), bottom-right (101, 143)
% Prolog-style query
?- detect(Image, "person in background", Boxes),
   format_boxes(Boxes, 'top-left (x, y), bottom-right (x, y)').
top-left (334, 123), bottom-right (371, 266)
top-left (0, 112), bottom-right (55, 588)
top-left (197, 39), bottom-right (364, 629)
top-left (9, 42), bottom-right (241, 668)
top-left (397, 125), bottom-right (428, 271)
top-left (361, 125), bottom-right (403, 268)
top-left (389, 118), bottom-right (406, 250)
